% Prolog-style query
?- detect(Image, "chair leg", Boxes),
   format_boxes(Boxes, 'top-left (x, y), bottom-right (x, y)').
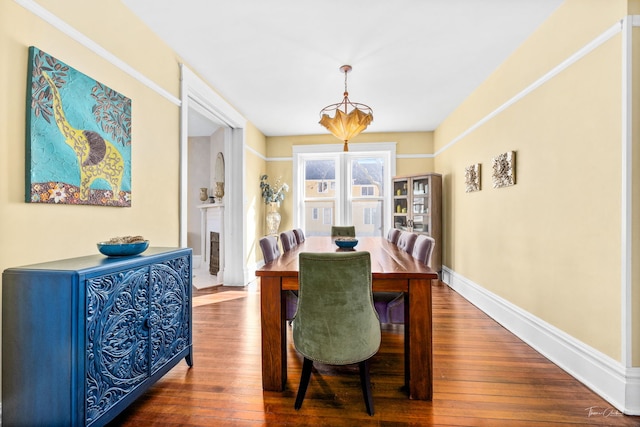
top-left (359, 359), bottom-right (375, 416)
top-left (295, 357), bottom-right (314, 410)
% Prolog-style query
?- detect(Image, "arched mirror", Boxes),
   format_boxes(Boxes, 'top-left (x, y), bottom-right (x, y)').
top-left (215, 152), bottom-right (225, 183)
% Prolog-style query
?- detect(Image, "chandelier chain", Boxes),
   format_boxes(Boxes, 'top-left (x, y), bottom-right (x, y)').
top-left (344, 68), bottom-right (348, 95)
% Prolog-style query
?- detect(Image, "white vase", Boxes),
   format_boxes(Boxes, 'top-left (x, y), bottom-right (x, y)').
top-left (266, 202), bottom-right (281, 235)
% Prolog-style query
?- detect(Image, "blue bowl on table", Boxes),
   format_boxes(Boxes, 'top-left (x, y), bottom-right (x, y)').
top-left (335, 238), bottom-right (358, 249)
top-left (97, 240), bottom-right (149, 257)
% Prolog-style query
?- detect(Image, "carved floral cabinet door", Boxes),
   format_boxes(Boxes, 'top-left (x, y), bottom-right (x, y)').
top-left (149, 256), bottom-right (191, 374)
top-left (86, 267), bottom-right (150, 425)
top-left (84, 254), bottom-right (191, 425)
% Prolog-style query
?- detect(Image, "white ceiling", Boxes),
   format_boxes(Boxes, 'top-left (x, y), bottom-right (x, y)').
top-left (122, 0), bottom-right (563, 137)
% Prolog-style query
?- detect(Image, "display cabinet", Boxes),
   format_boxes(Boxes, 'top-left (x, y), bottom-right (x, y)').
top-left (392, 173), bottom-right (442, 272)
top-left (2, 247), bottom-right (193, 427)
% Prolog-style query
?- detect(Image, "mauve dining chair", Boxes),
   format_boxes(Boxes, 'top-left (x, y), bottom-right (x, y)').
top-left (387, 228), bottom-right (401, 244)
top-left (259, 235), bottom-right (280, 263)
top-left (259, 235), bottom-right (297, 320)
top-left (280, 230), bottom-right (298, 252)
top-left (386, 234), bottom-right (437, 324)
top-left (412, 235), bottom-right (435, 266)
top-left (396, 231), bottom-right (417, 254)
top-left (293, 228), bottom-right (306, 244)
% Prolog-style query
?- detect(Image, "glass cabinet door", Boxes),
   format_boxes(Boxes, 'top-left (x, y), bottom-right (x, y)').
top-left (393, 178), bottom-right (409, 230)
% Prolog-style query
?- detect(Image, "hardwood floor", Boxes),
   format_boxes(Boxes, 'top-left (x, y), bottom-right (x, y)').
top-left (108, 282), bottom-right (638, 426)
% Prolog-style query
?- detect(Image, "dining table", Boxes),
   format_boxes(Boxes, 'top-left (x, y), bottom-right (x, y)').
top-left (256, 235), bottom-right (438, 400)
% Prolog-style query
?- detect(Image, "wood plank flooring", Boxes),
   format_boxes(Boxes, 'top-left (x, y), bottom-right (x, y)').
top-left (108, 282), bottom-right (639, 426)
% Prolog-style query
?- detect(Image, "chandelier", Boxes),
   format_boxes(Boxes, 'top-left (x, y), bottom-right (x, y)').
top-left (319, 65), bottom-right (373, 151)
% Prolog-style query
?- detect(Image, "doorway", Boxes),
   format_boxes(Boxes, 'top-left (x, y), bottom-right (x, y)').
top-left (180, 65), bottom-right (247, 286)
top-left (186, 107), bottom-right (224, 288)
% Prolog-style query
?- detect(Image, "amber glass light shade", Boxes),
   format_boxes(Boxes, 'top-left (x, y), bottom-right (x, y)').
top-left (319, 105), bottom-right (373, 151)
top-left (319, 65), bottom-right (373, 151)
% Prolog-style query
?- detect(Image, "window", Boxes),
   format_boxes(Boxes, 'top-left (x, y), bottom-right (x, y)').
top-left (318, 181), bottom-right (329, 193)
top-left (323, 207), bottom-right (332, 225)
top-left (363, 207), bottom-right (375, 225)
top-left (361, 186), bottom-right (374, 196)
top-left (293, 143), bottom-right (395, 237)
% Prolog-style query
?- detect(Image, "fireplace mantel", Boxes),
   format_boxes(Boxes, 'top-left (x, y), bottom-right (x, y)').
top-left (197, 203), bottom-right (224, 284)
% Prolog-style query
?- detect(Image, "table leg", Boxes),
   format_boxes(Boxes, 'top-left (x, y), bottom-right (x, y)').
top-left (260, 276), bottom-right (287, 391)
top-left (407, 278), bottom-right (433, 400)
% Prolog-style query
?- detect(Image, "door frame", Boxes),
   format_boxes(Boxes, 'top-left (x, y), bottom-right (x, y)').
top-left (179, 65), bottom-right (247, 285)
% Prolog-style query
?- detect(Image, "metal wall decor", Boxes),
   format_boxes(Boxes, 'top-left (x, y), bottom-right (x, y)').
top-left (491, 151), bottom-right (516, 188)
top-left (464, 163), bottom-right (481, 192)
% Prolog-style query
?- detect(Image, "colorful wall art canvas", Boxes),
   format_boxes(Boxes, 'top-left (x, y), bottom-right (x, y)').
top-left (26, 46), bottom-right (132, 206)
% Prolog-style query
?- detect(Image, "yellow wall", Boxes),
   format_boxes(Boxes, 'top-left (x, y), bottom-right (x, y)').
top-left (261, 132), bottom-right (435, 242)
top-left (244, 122), bottom-right (267, 266)
top-left (0, 0), bottom-right (183, 274)
top-left (435, 0), bottom-right (627, 361)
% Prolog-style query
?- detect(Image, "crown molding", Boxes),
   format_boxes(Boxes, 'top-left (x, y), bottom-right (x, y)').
top-left (14, 0), bottom-right (180, 106)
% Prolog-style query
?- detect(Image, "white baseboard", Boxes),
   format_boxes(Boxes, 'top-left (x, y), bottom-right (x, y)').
top-left (442, 266), bottom-right (640, 415)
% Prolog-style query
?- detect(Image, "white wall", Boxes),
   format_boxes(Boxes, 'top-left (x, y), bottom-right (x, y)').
top-left (187, 136), bottom-right (211, 255)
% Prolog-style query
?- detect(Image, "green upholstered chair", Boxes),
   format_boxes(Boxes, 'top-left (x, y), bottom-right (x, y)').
top-left (330, 225), bottom-right (356, 237)
top-left (292, 251), bottom-right (381, 416)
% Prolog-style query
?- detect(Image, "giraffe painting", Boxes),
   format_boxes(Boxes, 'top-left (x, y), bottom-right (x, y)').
top-left (26, 47), bottom-right (132, 206)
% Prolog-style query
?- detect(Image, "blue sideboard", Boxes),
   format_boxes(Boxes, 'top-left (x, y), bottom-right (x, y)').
top-left (2, 247), bottom-right (193, 426)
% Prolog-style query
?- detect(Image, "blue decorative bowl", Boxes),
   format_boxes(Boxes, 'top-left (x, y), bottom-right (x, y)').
top-left (335, 238), bottom-right (358, 249)
top-left (97, 240), bottom-right (149, 257)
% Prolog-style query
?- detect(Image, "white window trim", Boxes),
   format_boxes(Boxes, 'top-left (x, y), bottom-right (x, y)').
top-left (293, 142), bottom-right (396, 233)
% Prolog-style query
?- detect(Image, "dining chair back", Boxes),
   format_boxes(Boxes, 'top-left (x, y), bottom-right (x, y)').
top-left (387, 228), bottom-right (401, 244)
top-left (330, 225), bottom-right (356, 237)
top-left (373, 291), bottom-right (402, 324)
top-left (292, 251), bottom-right (381, 416)
top-left (384, 235), bottom-right (437, 324)
top-left (293, 228), bottom-right (306, 244)
top-left (259, 234), bottom-right (297, 320)
top-left (259, 235), bottom-right (280, 263)
top-left (396, 231), bottom-right (418, 254)
top-left (280, 230), bottom-right (298, 252)
top-left (412, 235), bottom-right (435, 266)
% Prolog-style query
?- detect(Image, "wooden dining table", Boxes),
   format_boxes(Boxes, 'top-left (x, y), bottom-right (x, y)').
top-left (256, 236), bottom-right (438, 400)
